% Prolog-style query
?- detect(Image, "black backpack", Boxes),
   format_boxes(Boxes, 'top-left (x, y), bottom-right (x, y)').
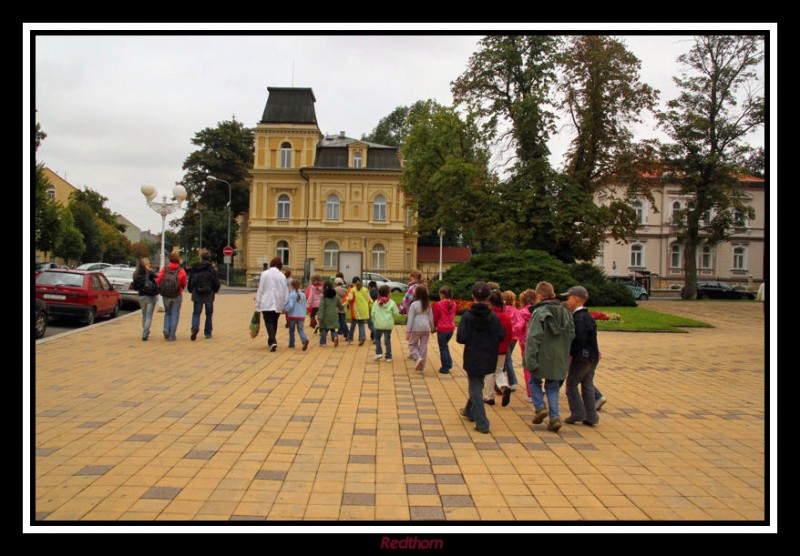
top-left (193, 268), bottom-right (214, 295)
top-left (159, 267), bottom-right (181, 298)
top-left (141, 274), bottom-right (158, 297)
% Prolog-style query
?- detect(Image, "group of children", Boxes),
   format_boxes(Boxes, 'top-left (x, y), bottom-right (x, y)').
top-left (280, 271), bottom-right (602, 436)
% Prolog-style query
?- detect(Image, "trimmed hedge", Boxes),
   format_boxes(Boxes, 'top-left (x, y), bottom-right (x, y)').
top-left (427, 250), bottom-right (636, 307)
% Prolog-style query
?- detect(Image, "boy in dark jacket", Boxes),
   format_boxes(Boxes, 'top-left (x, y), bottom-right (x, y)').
top-left (561, 286), bottom-right (600, 426)
top-left (187, 251), bottom-right (221, 340)
top-left (457, 282), bottom-right (507, 434)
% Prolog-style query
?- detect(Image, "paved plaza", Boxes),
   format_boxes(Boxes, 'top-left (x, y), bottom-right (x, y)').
top-left (30, 293), bottom-right (770, 524)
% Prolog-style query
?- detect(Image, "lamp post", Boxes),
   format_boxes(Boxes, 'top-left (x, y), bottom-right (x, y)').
top-left (141, 184), bottom-right (187, 310)
top-left (207, 176), bottom-right (232, 286)
top-left (438, 227), bottom-right (445, 282)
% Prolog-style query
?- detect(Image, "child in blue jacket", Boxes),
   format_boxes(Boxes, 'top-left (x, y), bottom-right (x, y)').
top-left (284, 278), bottom-right (310, 350)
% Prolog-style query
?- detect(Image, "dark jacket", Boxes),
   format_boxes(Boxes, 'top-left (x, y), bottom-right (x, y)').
top-left (187, 261), bottom-right (220, 300)
top-left (570, 307), bottom-right (599, 361)
top-left (132, 269), bottom-right (158, 296)
top-left (456, 302), bottom-right (506, 377)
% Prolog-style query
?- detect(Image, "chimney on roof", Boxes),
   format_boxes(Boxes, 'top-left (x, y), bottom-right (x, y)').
top-left (339, 131), bottom-right (346, 138)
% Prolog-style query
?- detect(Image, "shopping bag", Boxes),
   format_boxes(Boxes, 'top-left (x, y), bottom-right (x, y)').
top-left (250, 311), bottom-right (261, 338)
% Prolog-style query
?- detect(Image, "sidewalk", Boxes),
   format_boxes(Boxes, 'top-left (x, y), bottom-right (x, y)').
top-left (31, 296), bottom-right (768, 523)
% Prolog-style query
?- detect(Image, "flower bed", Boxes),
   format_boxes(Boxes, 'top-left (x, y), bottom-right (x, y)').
top-left (590, 311), bottom-right (623, 323)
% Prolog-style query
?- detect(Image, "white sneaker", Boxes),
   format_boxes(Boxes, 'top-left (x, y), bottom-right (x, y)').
top-left (524, 396), bottom-right (532, 403)
top-left (373, 354), bottom-right (384, 360)
top-left (415, 358), bottom-right (425, 371)
top-left (596, 396), bottom-right (607, 411)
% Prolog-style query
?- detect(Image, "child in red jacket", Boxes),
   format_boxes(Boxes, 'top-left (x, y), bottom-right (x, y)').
top-left (484, 288), bottom-right (514, 407)
top-left (433, 287), bottom-right (457, 374)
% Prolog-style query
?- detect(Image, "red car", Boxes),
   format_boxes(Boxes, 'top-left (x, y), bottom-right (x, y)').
top-left (35, 269), bottom-right (121, 326)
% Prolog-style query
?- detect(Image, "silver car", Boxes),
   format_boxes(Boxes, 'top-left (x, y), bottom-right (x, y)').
top-left (102, 267), bottom-right (139, 307)
top-left (361, 272), bottom-right (408, 293)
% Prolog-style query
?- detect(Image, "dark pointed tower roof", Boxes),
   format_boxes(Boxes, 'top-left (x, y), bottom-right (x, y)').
top-left (260, 87), bottom-right (318, 124)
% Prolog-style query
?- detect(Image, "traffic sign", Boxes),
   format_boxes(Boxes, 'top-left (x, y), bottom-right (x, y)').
top-left (223, 246), bottom-right (234, 256)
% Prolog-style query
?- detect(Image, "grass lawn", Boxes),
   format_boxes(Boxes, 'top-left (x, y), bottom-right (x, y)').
top-left (591, 306), bottom-right (713, 333)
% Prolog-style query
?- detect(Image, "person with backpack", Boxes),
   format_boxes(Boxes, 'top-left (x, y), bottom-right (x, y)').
top-left (131, 257), bottom-right (159, 341)
top-left (155, 252), bottom-right (188, 341)
top-left (187, 250), bottom-right (221, 341)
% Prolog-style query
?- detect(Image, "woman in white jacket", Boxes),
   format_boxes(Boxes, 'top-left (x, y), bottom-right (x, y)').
top-left (256, 257), bottom-right (289, 351)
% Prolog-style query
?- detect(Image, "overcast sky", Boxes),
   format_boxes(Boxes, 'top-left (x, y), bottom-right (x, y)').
top-left (28, 25), bottom-right (772, 237)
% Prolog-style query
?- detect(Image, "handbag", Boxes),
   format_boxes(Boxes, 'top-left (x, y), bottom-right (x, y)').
top-left (250, 311), bottom-right (261, 338)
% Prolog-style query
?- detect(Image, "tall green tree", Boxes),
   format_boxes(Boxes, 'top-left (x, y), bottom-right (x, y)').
top-left (68, 199), bottom-right (101, 261)
top-left (98, 219), bottom-right (131, 264)
top-left (361, 100), bottom-right (433, 147)
top-left (35, 164), bottom-right (60, 257)
top-left (53, 206), bottom-right (85, 265)
top-left (70, 188), bottom-right (125, 232)
top-left (658, 35), bottom-right (764, 299)
top-left (177, 117), bottom-right (254, 262)
top-left (400, 102), bottom-right (498, 250)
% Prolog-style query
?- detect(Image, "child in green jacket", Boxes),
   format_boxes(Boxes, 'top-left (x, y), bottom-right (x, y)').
top-left (370, 285), bottom-right (399, 361)
top-left (317, 280), bottom-right (344, 347)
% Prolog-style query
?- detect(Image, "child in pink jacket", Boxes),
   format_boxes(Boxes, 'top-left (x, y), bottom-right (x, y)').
top-left (305, 274), bottom-right (323, 333)
top-left (517, 289), bottom-right (538, 402)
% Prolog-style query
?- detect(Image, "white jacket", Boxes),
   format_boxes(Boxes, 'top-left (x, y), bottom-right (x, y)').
top-left (255, 267), bottom-right (289, 312)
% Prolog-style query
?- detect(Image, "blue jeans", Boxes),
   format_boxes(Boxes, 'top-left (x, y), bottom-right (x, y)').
top-left (288, 320), bottom-right (308, 347)
top-left (347, 319), bottom-right (366, 342)
top-left (320, 328), bottom-right (338, 345)
top-left (464, 374), bottom-right (490, 432)
top-left (191, 297), bottom-right (214, 336)
top-left (139, 295), bottom-right (156, 339)
top-left (374, 329), bottom-right (392, 358)
top-left (337, 314), bottom-right (349, 337)
top-left (162, 294), bottom-right (182, 340)
top-left (437, 331), bottom-right (453, 372)
top-left (368, 318), bottom-right (376, 340)
top-left (503, 341), bottom-right (519, 386)
top-left (529, 375), bottom-right (563, 420)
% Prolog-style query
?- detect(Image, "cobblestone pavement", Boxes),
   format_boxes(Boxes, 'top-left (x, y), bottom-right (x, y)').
top-left (30, 295), bottom-right (770, 524)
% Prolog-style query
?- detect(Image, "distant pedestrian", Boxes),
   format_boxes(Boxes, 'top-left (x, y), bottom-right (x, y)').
top-left (255, 257), bottom-right (289, 352)
top-left (284, 278), bottom-right (310, 351)
top-left (155, 252), bottom-right (188, 341)
top-left (757, 282), bottom-right (765, 315)
top-left (371, 284), bottom-right (399, 361)
top-left (457, 281), bottom-right (507, 434)
top-left (345, 276), bottom-right (371, 345)
top-left (187, 250), bottom-right (221, 340)
top-left (524, 282), bottom-right (575, 432)
top-left (484, 288), bottom-right (513, 407)
top-left (433, 286), bottom-right (457, 374)
top-left (406, 285), bottom-right (435, 372)
top-left (306, 274), bottom-right (324, 334)
top-left (317, 280), bottom-right (343, 347)
top-left (561, 285), bottom-right (600, 427)
top-left (131, 257), bottom-right (158, 341)
top-left (367, 281), bottom-right (379, 342)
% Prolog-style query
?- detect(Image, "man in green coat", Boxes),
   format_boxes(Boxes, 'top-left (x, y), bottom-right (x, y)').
top-left (524, 282), bottom-right (575, 432)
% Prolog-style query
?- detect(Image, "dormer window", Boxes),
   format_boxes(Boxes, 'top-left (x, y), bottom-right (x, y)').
top-left (353, 151), bottom-right (363, 169)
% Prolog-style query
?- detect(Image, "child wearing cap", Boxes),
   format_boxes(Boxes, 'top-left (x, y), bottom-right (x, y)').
top-left (562, 285), bottom-right (600, 426)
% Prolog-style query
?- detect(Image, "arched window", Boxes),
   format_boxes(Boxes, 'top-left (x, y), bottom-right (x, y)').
top-left (630, 243), bottom-right (644, 268)
top-left (372, 243), bottom-right (386, 270)
top-left (280, 142), bottom-right (292, 168)
top-left (277, 194), bottom-right (290, 220)
top-left (277, 240), bottom-right (289, 266)
top-left (733, 246), bottom-right (747, 270)
top-left (353, 151), bottom-right (362, 168)
top-left (324, 241), bottom-right (339, 268)
top-left (326, 194), bottom-right (340, 220)
top-left (670, 243), bottom-right (682, 269)
top-left (373, 194), bottom-right (387, 222)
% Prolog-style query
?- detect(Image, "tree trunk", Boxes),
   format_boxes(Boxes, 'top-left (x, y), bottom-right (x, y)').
top-left (683, 226), bottom-right (699, 300)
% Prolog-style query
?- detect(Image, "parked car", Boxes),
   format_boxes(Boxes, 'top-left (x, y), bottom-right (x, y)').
top-left (35, 269), bottom-right (121, 325)
top-left (361, 272), bottom-right (409, 293)
top-left (102, 267), bottom-right (139, 307)
top-left (34, 298), bottom-right (48, 339)
top-left (77, 262), bottom-right (113, 271)
top-left (608, 277), bottom-right (649, 300)
top-left (684, 281), bottom-right (756, 300)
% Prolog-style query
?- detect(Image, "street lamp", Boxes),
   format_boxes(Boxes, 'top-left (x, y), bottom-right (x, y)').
top-left (207, 175), bottom-right (232, 287)
top-left (438, 227), bottom-right (445, 282)
top-left (141, 183), bottom-right (187, 310)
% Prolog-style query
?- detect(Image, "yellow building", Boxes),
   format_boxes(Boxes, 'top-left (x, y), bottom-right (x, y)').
top-left (35, 167), bottom-right (79, 265)
top-left (243, 87), bottom-right (417, 282)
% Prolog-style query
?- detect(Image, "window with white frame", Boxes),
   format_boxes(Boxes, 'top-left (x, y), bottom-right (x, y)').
top-left (405, 249), bottom-right (412, 270)
top-left (701, 209), bottom-right (712, 226)
top-left (323, 241), bottom-right (339, 268)
top-left (671, 201), bottom-right (682, 225)
top-left (406, 206), bottom-right (414, 227)
top-left (277, 194), bottom-right (290, 220)
top-left (632, 200), bottom-right (645, 224)
top-left (280, 142), bottom-right (292, 168)
top-left (670, 243), bottom-right (682, 269)
top-left (372, 243), bottom-right (386, 270)
top-left (734, 209), bottom-right (749, 228)
top-left (597, 242), bottom-right (605, 266)
top-left (47, 188), bottom-right (55, 201)
top-left (630, 243), bottom-right (644, 267)
top-left (277, 240), bottom-right (289, 266)
top-left (353, 151), bottom-right (362, 168)
top-left (733, 246), bottom-right (747, 270)
top-left (373, 194), bottom-right (387, 222)
top-left (701, 245), bottom-right (713, 269)
top-left (326, 194), bottom-right (340, 220)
